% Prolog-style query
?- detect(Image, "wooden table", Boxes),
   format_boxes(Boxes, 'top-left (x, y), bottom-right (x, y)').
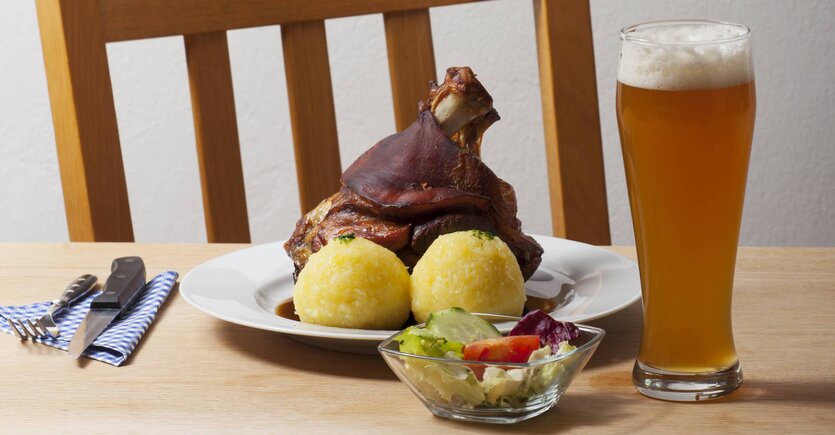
top-left (0, 244), bottom-right (833, 433)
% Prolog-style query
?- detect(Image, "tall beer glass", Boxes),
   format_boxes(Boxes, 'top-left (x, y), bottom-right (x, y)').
top-left (616, 20), bottom-right (755, 401)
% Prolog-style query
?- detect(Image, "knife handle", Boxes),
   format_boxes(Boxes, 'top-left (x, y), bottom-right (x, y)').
top-left (91, 257), bottom-right (146, 311)
top-left (54, 274), bottom-right (98, 309)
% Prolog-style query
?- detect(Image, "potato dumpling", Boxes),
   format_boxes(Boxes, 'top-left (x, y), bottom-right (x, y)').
top-left (410, 230), bottom-right (526, 323)
top-left (294, 234), bottom-right (411, 329)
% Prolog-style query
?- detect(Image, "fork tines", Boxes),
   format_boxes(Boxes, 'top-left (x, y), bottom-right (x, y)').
top-left (6, 317), bottom-right (48, 340)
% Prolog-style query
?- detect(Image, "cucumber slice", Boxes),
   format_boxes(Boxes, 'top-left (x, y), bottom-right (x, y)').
top-left (425, 307), bottom-right (501, 344)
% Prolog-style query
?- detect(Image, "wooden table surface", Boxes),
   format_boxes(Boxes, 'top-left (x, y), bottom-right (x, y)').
top-left (0, 244), bottom-right (833, 433)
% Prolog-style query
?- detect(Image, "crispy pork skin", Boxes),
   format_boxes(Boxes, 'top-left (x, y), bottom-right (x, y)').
top-left (284, 67), bottom-right (543, 279)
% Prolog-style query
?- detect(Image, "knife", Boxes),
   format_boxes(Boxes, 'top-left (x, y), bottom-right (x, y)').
top-left (68, 257), bottom-right (146, 359)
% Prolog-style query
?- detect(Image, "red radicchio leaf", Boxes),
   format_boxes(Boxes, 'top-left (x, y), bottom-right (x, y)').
top-left (509, 310), bottom-right (580, 350)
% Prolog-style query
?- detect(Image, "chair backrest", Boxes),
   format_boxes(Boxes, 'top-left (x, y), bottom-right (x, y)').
top-left (35, 0), bottom-right (610, 245)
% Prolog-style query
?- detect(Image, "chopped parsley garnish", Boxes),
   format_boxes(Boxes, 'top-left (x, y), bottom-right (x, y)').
top-left (335, 233), bottom-right (356, 243)
top-left (470, 229), bottom-right (495, 240)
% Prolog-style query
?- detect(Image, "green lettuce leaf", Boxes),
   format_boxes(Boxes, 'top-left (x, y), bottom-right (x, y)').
top-left (395, 326), bottom-right (464, 358)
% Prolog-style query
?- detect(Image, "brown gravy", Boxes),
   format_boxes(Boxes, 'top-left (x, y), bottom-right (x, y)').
top-left (275, 298), bottom-right (300, 321)
top-left (275, 295), bottom-right (561, 325)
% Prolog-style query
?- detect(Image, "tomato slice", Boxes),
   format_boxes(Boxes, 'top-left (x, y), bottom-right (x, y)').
top-left (462, 335), bottom-right (541, 363)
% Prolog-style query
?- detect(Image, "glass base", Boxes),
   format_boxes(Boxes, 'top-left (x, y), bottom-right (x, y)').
top-left (426, 392), bottom-right (560, 424)
top-left (632, 360), bottom-right (742, 402)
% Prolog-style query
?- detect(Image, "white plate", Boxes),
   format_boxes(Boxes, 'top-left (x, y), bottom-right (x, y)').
top-left (180, 235), bottom-right (641, 354)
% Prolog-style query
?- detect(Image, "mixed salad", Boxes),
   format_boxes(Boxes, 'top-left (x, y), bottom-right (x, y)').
top-left (394, 308), bottom-right (581, 408)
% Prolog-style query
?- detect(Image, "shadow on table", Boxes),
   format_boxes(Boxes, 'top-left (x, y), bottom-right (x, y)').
top-left (190, 285), bottom-right (645, 380)
top-left (214, 319), bottom-right (394, 381)
top-left (723, 379), bottom-right (835, 407)
top-left (209, 299), bottom-right (644, 381)
top-left (583, 301), bottom-right (642, 370)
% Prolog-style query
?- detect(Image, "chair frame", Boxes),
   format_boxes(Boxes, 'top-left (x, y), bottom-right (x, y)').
top-left (35, 0), bottom-right (610, 244)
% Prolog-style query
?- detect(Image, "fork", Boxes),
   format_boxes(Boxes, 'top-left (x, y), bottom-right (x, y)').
top-left (7, 274), bottom-right (98, 340)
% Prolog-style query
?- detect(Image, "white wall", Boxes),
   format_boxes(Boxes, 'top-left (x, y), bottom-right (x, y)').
top-left (1, 0), bottom-right (833, 245)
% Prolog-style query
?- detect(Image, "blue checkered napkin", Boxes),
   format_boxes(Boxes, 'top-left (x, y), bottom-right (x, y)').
top-left (0, 271), bottom-right (178, 366)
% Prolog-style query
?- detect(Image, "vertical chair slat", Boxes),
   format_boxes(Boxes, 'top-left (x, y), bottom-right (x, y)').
top-left (281, 20), bottom-right (342, 214)
top-left (533, 0), bottom-right (610, 244)
top-left (35, 0), bottom-right (134, 242)
top-left (383, 8), bottom-right (437, 131)
top-left (184, 31), bottom-right (251, 243)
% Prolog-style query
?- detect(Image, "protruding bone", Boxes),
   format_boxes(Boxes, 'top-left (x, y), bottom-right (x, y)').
top-left (425, 67), bottom-right (500, 154)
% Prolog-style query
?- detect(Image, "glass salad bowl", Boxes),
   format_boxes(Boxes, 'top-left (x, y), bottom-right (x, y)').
top-left (378, 314), bottom-right (605, 424)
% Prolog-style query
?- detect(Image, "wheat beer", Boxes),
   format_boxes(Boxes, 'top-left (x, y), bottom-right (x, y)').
top-left (617, 20), bottom-right (755, 401)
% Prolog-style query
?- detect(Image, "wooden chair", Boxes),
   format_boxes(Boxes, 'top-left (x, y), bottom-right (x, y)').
top-left (36, 0), bottom-right (610, 245)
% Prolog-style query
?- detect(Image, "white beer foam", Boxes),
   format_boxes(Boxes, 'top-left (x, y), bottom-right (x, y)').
top-left (618, 24), bottom-right (753, 90)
